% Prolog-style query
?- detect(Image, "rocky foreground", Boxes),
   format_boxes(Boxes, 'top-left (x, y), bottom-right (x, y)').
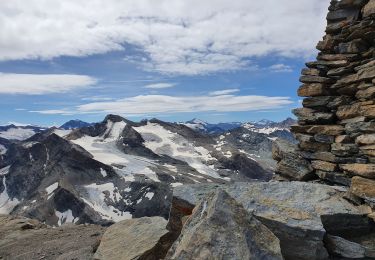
top-left (2, 180), bottom-right (374, 260)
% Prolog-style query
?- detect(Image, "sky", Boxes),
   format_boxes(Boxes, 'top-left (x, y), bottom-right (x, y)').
top-left (0, 0), bottom-right (331, 126)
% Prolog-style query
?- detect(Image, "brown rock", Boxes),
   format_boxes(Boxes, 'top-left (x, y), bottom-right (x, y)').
top-left (361, 105), bottom-right (375, 119)
top-left (356, 87), bottom-right (375, 100)
top-left (363, 0), bottom-right (375, 17)
top-left (335, 135), bottom-right (352, 143)
top-left (336, 65), bottom-right (375, 85)
top-left (293, 108), bottom-right (334, 124)
top-left (303, 96), bottom-right (334, 108)
top-left (316, 35), bottom-right (336, 51)
top-left (360, 144), bottom-right (375, 156)
top-left (350, 176), bottom-right (375, 201)
top-left (299, 141), bottom-right (331, 152)
top-left (298, 84), bottom-right (329, 97)
top-left (332, 143), bottom-right (359, 156)
top-left (311, 160), bottom-right (337, 172)
top-left (340, 164), bottom-right (375, 179)
top-left (307, 125), bottom-right (345, 135)
top-left (338, 39), bottom-right (368, 54)
top-left (336, 103), bottom-right (361, 119)
top-left (345, 121), bottom-right (375, 133)
top-left (300, 75), bottom-right (334, 84)
top-left (356, 134), bottom-right (375, 145)
top-left (301, 68), bottom-right (320, 76)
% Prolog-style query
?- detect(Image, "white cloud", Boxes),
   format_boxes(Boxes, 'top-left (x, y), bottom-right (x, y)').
top-left (209, 89), bottom-right (240, 96)
top-left (81, 96), bottom-right (114, 101)
top-left (0, 73), bottom-right (97, 95)
top-left (144, 83), bottom-right (176, 89)
top-left (32, 94), bottom-right (293, 115)
top-left (269, 64), bottom-right (293, 73)
top-left (0, 0), bottom-right (329, 75)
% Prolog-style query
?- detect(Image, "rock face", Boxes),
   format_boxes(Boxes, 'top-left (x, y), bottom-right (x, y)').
top-left (94, 217), bottom-right (169, 260)
top-left (0, 215), bottom-right (105, 260)
top-left (274, 0), bottom-right (375, 205)
top-left (168, 182), bottom-right (372, 260)
top-left (166, 190), bottom-right (283, 260)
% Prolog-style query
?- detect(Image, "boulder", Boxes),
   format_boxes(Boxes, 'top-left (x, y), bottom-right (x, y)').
top-left (170, 182), bottom-right (366, 260)
top-left (166, 190), bottom-right (283, 260)
top-left (94, 217), bottom-right (169, 260)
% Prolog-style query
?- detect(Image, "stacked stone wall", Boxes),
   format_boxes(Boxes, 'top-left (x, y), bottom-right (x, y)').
top-left (275, 0), bottom-right (375, 207)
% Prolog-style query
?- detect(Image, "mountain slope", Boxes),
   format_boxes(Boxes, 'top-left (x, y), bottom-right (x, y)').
top-left (0, 115), bottom-right (272, 226)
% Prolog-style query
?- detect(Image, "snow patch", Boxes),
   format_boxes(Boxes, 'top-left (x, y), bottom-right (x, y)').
top-left (55, 209), bottom-right (78, 226)
top-left (0, 175), bottom-right (20, 214)
top-left (82, 182), bottom-right (131, 222)
top-left (134, 122), bottom-right (222, 179)
top-left (71, 121), bottom-right (160, 183)
top-left (100, 168), bottom-right (107, 178)
top-left (46, 182), bottom-right (59, 195)
top-left (53, 129), bottom-right (72, 138)
top-left (0, 145), bottom-right (6, 155)
top-left (0, 127), bottom-right (36, 140)
top-left (145, 192), bottom-right (154, 200)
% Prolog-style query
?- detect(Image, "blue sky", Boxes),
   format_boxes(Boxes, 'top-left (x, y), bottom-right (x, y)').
top-left (0, 0), bottom-right (330, 126)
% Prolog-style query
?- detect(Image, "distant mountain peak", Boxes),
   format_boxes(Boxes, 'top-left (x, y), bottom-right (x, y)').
top-left (60, 120), bottom-right (92, 130)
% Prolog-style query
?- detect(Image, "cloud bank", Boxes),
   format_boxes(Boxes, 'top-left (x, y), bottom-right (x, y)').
top-left (0, 0), bottom-right (329, 75)
top-left (32, 94), bottom-right (293, 115)
top-left (0, 73), bottom-right (97, 95)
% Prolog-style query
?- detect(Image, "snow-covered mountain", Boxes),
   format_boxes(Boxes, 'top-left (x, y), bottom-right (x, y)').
top-left (0, 115), bottom-right (272, 226)
top-left (0, 124), bottom-right (46, 141)
top-left (182, 118), bottom-right (296, 136)
top-left (182, 119), bottom-right (242, 134)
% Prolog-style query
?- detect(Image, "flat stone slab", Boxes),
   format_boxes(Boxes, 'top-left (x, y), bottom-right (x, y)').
top-left (94, 217), bottom-right (168, 260)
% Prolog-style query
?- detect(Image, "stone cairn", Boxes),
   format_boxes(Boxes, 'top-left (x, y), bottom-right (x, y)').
top-left (274, 0), bottom-right (375, 208)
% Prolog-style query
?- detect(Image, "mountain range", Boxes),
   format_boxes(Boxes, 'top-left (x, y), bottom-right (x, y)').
top-left (0, 115), bottom-right (295, 226)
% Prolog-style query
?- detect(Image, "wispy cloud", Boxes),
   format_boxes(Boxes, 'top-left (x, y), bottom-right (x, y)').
top-left (81, 96), bottom-right (114, 101)
top-left (31, 94), bottom-right (293, 115)
top-left (269, 64), bottom-right (293, 73)
top-left (0, 0), bottom-right (329, 75)
top-left (144, 83), bottom-right (176, 89)
top-left (0, 73), bottom-right (97, 95)
top-left (209, 89), bottom-right (240, 96)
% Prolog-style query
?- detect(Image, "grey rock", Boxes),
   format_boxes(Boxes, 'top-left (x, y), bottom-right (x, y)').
top-left (0, 215), bottom-right (105, 260)
top-left (170, 181), bottom-right (366, 260)
top-left (94, 217), bottom-right (169, 260)
top-left (166, 190), bottom-right (283, 260)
